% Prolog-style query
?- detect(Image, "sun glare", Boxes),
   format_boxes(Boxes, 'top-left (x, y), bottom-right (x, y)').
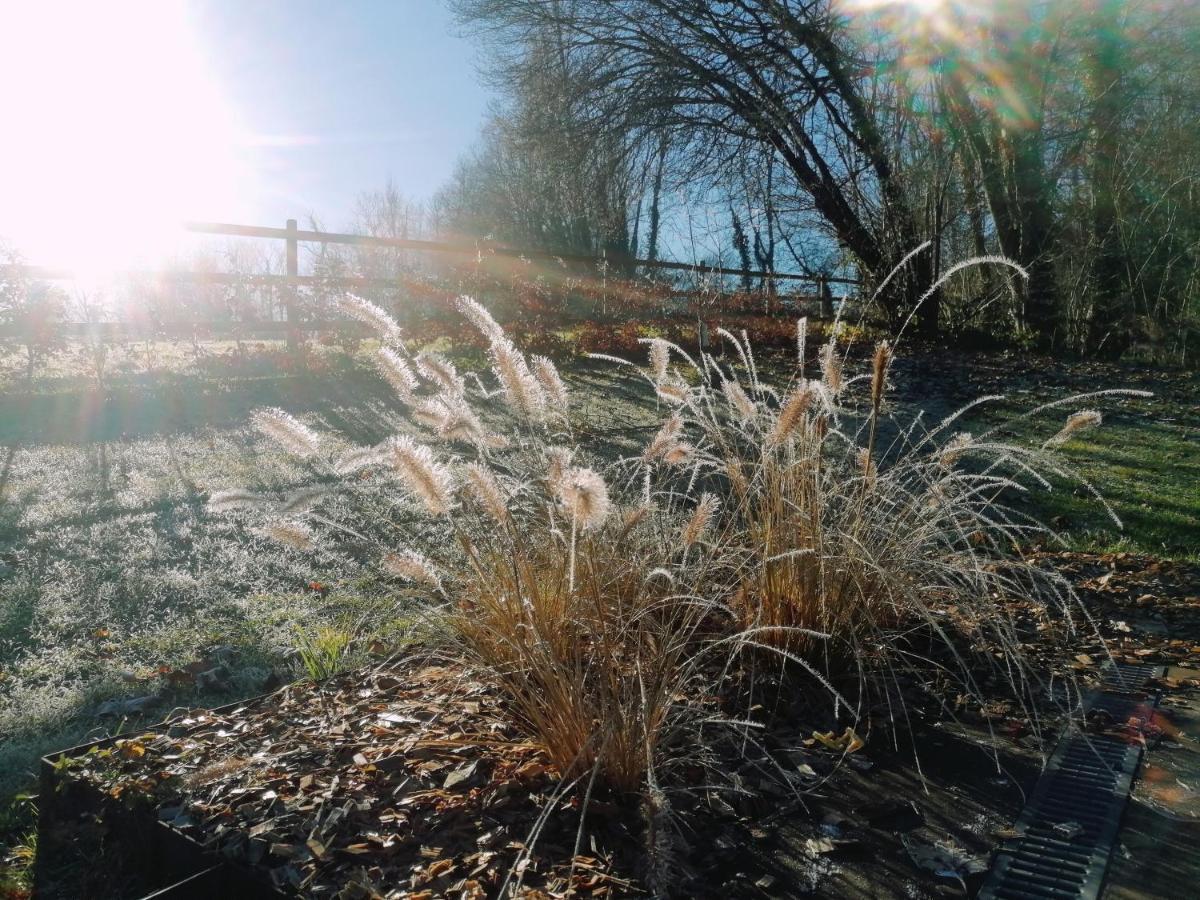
top-left (0, 1), bottom-right (249, 275)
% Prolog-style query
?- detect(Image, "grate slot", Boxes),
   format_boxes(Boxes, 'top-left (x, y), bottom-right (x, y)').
top-left (978, 662), bottom-right (1163, 900)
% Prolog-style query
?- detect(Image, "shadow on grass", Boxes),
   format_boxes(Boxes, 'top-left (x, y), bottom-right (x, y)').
top-left (0, 367), bottom-right (400, 447)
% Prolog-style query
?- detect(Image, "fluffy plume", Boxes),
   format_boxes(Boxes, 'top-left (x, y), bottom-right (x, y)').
top-left (438, 403), bottom-right (486, 445)
top-left (765, 381), bottom-right (813, 448)
top-left (643, 413), bottom-right (684, 462)
top-left (1046, 409), bottom-right (1103, 447)
top-left (662, 442), bottom-right (694, 466)
top-left (377, 347), bottom-right (417, 402)
top-left (556, 466), bottom-right (611, 531)
top-left (279, 485), bottom-right (331, 515)
top-left (532, 355), bottom-right (569, 410)
top-left (258, 520), bottom-right (315, 550)
top-left (386, 435), bottom-right (453, 516)
top-left (416, 352), bottom-right (464, 397)
top-left (870, 341), bottom-right (892, 409)
top-left (491, 339), bottom-right (546, 420)
top-left (252, 408), bottom-right (321, 458)
top-left (335, 444), bottom-right (384, 475)
top-left (381, 549), bottom-right (441, 588)
top-left (646, 338), bottom-right (671, 383)
top-left (411, 399), bottom-right (451, 432)
top-left (722, 378), bottom-right (757, 421)
top-left (410, 398), bottom-right (484, 445)
top-left (457, 295), bottom-right (505, 342)
top-left (462, 462), bottom-right (509, 523)
top-left (207, 489), bottom-right (269, 512)
top-left (857, 447), bottom-right (876, 482)
top-left (820, 342), bottom-right (843, 396)
top-left (939, 432), bottom-right (973, 467)
top-left (681, 493), bottom-right (720, 548)
top-left (339, 294), bottom-right (404, 346)
top-left (655, 382), bottom-right (688, 406)
top-left (620, 503), bottom-right (652, 534)
top-left (545, 446), bottom-right (573, 492)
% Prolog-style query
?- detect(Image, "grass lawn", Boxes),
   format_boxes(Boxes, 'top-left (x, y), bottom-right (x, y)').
top-left (0, 335), bottom-right (1196, 889)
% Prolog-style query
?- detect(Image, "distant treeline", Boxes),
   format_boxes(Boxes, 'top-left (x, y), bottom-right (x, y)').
top-left (431, 0), bottom-right (1200, 361)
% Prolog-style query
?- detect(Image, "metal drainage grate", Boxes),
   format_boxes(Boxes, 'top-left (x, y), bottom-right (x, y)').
top-left (978, 663), bottom-right (1162, 900)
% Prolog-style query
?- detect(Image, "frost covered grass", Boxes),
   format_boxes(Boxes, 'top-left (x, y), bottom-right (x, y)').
top-left (0, 325), bottom-right (1190, 808)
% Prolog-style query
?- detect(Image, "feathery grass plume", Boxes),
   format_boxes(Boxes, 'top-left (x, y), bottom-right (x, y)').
top-left (381, 549), bottom-right (441, 588)
top-left (856, 446), bottom-right (876, 482)
top-left (462, 461), bottom-right (509, 524)
top-left (251, 408), bottom-right (321, 458)
top-left (646, 338), bottom-right (671, 383)
top-left (1045, 409), bottom-right (1102, 448)
top-left (870, 340), bottom-right (892, 410)
top-left (207, 489), bottom-right (269, 512)
top-left (338, 294), bottom-right (404, 346)
top-left (796, 316), bottom-right (808, 368)
top-left (257, 520), bottom-right (315, 550)
top-left (410, 399), bottom-right (450, 432)
top-left (545, 446), bottom-right (573, 492)
top-left (457, 294), bottom-right (504, 342)
top-left (643, 412), bottom-right (684, 461)
top-left (662, 442), bottom-right (694, 466)
top-left (437, 402), bottom-right (485, 445)
top-left (765, 381), bottom-right (813, 448)
top-left (939, 432), bottom-right (973, 467)
top-left (722, 377), bottom-right (757, 421)
top-left (386, 435), bottom-right (452, 516)
top-left (377, 347), bottom-right (417, 402)
top-left (819, 341), bottom-right (843, 396)
top-left (491, 339), bottom-right (547, 420)
top-left (415, 351), bottom-right (464, 397)
top-left (555, 466), bottom-right (611, 531)
top-left (531, 355), bottom-right (569, 410)
top-left (620, 502), bottom-right (652, 535)
top-left (655, 381), bottom-right (688, 405)
top-left (335, 444), bottom-right (383, 475)
top-left (680, 492), bottom-right (720, 548)
top-left (279, 485), bottom-right (332, 515)
top-left (411, 397), bottom-right (484, 445)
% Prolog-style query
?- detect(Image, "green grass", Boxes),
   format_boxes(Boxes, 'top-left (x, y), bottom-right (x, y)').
top-left (1027, 419), bottom-right (1199, 559)
top-left (943, 371), bottom-right (1200, 561)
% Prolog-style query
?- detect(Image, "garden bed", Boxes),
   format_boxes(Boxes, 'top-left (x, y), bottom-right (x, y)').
top-left (35, 651), bottom-right (1062, 899)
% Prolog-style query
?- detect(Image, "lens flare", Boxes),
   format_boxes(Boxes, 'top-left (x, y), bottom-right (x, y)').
top-left (0, 1), bottom-right (251, 275)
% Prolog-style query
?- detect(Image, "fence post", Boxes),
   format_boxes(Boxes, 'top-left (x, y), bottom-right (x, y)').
top-left (285, 218), bottom-right (299, 351)
top-left (818, 275), bottom-right (834, 319)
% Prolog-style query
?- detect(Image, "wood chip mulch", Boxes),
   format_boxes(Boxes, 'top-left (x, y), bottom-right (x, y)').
top-left (69, 658), bottom-right (642, 899)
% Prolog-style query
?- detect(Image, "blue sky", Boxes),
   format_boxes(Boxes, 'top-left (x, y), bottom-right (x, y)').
top-left (192, 0), bottom-right (492, 228)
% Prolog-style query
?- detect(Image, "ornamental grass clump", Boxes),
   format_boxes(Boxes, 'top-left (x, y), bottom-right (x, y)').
top-left (210, 294), bottom-right (728, 793)
top-left (603, 300), bottom-right (1150, 711)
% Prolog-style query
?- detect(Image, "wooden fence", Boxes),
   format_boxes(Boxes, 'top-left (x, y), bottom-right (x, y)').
top-left (2, 220), bottom-right (859, 349)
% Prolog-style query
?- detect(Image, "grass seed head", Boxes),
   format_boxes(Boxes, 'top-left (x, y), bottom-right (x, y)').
top-left (381, 549), bottom-right (442, 588)
top-left (251, 408), bottom-right (322, 459)
top-left (462, 462), bottom-right (509, 524)
top-left (386, 435), bottom-right (453, 516)
top-left (1046, 409), bottom-right (1102, 447)
top-left (258, 520), bottom-right (315, 550)
top-left (556, 466), bottom-right (611, 531)
top-left (377, 347), bottom-right (417, 402)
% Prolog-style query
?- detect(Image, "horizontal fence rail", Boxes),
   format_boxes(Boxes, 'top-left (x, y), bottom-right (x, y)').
top-left (2, 220), bottom-right (859, 349)
top-left (182, 220), bottom-right (861, 286)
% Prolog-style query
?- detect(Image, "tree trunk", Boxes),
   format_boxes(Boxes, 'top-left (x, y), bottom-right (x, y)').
top-left (1087, 0), bottom-right (1129, 357)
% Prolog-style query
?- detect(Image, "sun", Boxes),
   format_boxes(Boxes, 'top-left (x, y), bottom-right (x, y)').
top-left (0, 1), bottom-right (249, 275)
